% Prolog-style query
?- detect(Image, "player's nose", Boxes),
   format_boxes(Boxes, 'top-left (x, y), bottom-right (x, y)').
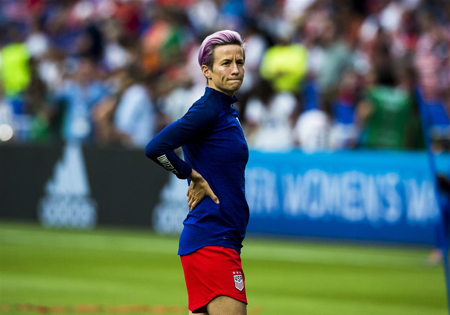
top-left (230, 62), bottom-right (240, 75)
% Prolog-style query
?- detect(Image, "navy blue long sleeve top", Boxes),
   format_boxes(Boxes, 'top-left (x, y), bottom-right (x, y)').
top-left (145, 87), bottom-right (250, 255)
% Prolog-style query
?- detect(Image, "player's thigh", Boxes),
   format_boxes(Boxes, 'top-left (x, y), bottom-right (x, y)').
top-left (207, 295), bottom-right (247, 315)
top-left (189, 311), bottom-right (207, 315)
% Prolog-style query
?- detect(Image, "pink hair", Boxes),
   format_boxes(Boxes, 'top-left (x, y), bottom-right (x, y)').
top-left (198, 30), bottom-right (245, 69)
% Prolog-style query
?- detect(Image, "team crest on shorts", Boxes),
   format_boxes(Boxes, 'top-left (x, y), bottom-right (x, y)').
top-left (233, 271), bottom-right (244, 291)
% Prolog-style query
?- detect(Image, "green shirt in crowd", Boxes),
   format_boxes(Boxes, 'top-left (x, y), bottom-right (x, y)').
top-left (363, 86), bottom-right (414, 149)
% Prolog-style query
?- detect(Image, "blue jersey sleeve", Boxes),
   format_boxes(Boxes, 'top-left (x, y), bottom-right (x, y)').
top-left (145, 100), bottom-right (219, 179)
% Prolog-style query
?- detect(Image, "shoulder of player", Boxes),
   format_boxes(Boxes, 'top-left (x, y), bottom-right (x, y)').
top-left (187, 92), bottom-right (222, 119)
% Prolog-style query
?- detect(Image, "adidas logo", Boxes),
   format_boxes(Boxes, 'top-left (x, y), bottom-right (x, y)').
top-left (38, 143), bottom-right (97, 229)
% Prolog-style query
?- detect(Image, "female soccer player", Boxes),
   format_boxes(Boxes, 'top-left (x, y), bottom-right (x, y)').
top-left (145, 30), bottom-right (249, 315)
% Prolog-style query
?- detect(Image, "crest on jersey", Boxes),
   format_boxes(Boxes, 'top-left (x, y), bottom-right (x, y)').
top-left (233, 271), bottom-right (244, 291)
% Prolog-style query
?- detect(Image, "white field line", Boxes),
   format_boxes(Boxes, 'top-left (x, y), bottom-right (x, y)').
top-left (0, 228), bottom-right (427, 269)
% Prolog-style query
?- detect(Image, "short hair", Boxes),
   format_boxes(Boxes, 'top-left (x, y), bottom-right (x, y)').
top-left (198, 30), bottom-right (245, 69)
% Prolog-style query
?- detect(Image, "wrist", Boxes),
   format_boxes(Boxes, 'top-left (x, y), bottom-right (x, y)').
top-left (189, 169), bottom-right (203, 182)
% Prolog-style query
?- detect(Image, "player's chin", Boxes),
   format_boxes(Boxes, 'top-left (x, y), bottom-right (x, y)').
top-left (228, 81), bottom-right (243, 91)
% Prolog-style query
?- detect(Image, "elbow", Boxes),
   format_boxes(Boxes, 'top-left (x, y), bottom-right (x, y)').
top-left (145, 141), bottom-right (157, 159)
top-left (145, 138), bottom-right (167, 160)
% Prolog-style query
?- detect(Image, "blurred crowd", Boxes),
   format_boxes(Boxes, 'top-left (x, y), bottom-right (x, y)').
top-left (0, 0), bottom-right (449, 152)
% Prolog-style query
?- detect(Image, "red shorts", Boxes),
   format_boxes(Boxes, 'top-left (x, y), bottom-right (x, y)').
top-left (180, 246), bottom-right (247, 313)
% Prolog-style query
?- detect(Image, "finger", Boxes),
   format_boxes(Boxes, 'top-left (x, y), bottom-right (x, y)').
top-left (208, 190), bottom-right (220, 204)
top-left (187, 182), bottom-right (193, 197)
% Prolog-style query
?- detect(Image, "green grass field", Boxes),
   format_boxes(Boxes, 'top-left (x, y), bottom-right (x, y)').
top-left (0, 221), bottom-right (447, 315)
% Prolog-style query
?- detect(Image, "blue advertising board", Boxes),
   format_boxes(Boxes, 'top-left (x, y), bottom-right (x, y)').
top-left (245, 150), bottom-right (450, 245)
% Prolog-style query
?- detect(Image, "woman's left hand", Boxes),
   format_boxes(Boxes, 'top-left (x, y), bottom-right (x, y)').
top-left (187, 169), bottom-right (220, 211)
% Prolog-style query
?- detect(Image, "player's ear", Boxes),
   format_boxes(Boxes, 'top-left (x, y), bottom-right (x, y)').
top-left (201, 65), bottom-right (211, 80)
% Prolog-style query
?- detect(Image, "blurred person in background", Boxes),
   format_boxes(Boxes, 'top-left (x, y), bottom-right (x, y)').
top-left (236, 22), bottom-right (268, 118)
top-left (93, 64), bottom-right (155, 148)
top-left (158, 77), bottom-right (205, 126)
top-left (0, 25), bottom-right (32, 141)
top-left (102, 19), bottom-right (136, 72)
top-left (414, 12), bottom-right (450, 152)
top-left (37, 48), bottom-right (66, 96)
top-left (75, 22), bottom-right (105, 64)
top-left (220, 0), bottom-right (247, 31)
top-left (141, 7), bottom-right (187, 76)
top-left (52, 56), bottom-right (107, 143)
top-left (187, 0), bottom-right (220, 34)
top-left (312, 17), bottom-right (355, 113)
top-left (244, 78), bottom-right (298, 151)
top-left (25, 15), bottom-right (50, 61)
top-left (25, 58), bottom-right (52, 143)
top-left (0, 24), bottom-right (31, 100)
top-left (329, 70), bottom-right (361, 149)
top-left (293, 100), bottom-right (331, 153)
top-left (357, 62), bottom-right (419, 150)
top-left (146, 30), bottom-right (249, 315)
top-left (358, 0), bottom-right (406, 46)
top-left (0, 85), bottom-right (14, 143)
top-left (390, 5), bottom-right (421, 59)
top-left (0, 0), bottom-right (447, 153)
top-left (259, 26), bottom-right (308, 94)
top-left (110, 0), bottom-right (143, 39)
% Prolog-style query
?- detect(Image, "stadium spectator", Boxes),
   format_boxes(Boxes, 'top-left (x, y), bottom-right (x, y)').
top-left (93, 64), bottom-right (155, 148)
top-left (357, 62), bottom-right (419, 150)
top-left (102, 20), bottom-right (137, 72)
top-left (238, 22), bottom-right (268, 96)
top-left (0, 25), bottom-right (31, 99)
top-left (26, 58), bottom-right (52, 143)
top-left (293, 106), bottom-right (331, 153)
top-left (414, 12), bottom-right (450, 152)
top-left (244, 79), bottom-right (298, 151)
top-left (75, 23), bottom-right (105, 63)
top-left (25, 16), bottom-right (50, 60)
top-left (187, 0), bottom-right (220, 33)
top-left (312, 18), bottom-right (355, 113)
top-left (159, 79), bottom-right (205, 125)
top-left (0, 25), bottom-right (32, 142)
top-left (51, 56), bottom-right (107, 143)
top-left (329, 70), bottom-right (361, 149)
top-left (259, 29), bottom-right (308, 94)
top-left (0, 0), bottom-right (448, 153)
top-left (0, 86), bottom-right (14, 142)
top-left (141, 7), bottom-right (187, 76)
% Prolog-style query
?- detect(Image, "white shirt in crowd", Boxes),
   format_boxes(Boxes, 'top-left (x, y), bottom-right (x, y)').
top-left (294, 109), bottom-right (331, 153)
top-left (114, 84), bottom-right (154, 148)
top-left (245, 92), bottom-right (297, 151)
